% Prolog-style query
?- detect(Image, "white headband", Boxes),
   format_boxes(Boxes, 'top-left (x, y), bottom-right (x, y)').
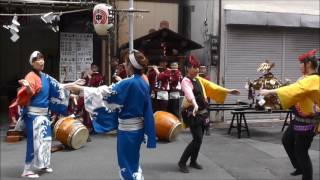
top-left (29, 50), bottom-right (40, 65)
top-left (129, 50), bottom-right (143, 69)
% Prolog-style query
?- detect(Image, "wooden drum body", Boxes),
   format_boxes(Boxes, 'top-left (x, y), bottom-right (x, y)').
top-left (154, 111), bottom-right (182, 142)
top-left (54, 117), bottom-right (89, 149)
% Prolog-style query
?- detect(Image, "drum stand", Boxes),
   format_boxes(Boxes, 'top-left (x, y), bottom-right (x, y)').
top-left (6, 130), bottom-right (24, 142)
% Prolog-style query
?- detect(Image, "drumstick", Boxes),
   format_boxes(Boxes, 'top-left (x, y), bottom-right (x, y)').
top-left (73, 96), bottom-right (78, 106)
top-left (88, 113), bottom-right (93, 121)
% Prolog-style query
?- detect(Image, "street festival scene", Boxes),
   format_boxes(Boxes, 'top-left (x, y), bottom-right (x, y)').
top-left (0, 0), bottom-right (319, 180)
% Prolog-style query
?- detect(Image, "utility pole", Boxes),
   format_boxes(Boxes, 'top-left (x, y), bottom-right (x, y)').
top-left (217, 0), bottom-right (222, 85)
top-left (128, 0), bottom-right (134, 51)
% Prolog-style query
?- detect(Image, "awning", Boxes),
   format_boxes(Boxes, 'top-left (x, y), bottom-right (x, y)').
top-left (120, 28), bottom-right (203, 52)
top-left (224, 3), bottom-right (320, 28)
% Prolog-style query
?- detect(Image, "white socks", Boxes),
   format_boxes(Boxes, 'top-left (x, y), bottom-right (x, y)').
top-left (41, 167), bottom-right (53, 173)
top-left (21, 164), bottom-right (53, 178)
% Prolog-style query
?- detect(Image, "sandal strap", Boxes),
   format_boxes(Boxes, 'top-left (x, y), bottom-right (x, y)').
top-left (22, 173), bottom-right (39, 177)
top-left (25, 173), bottom-right (37, 176)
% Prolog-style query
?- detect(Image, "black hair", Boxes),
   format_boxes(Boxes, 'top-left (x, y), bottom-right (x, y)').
top-left (133, 68), bottom-right (143, 75)
top-left (309, 57), bottom-right (318, 70)
top-left (91, 62), bottom-right (98, 67)
top-left (306, 57), bottom-right (319, 74)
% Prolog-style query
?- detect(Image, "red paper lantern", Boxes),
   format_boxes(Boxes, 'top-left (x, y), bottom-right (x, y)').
top-left (93, 4), bottom-right (113, 36)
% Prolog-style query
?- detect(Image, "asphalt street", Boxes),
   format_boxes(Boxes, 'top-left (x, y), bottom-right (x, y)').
top-left (1, 124), bottom-right (319, 180)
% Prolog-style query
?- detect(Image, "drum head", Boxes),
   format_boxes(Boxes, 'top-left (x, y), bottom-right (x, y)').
top-left (169, 122), bottom-right (182, 142)
top-left (70, 127), bottom-right (89, 149)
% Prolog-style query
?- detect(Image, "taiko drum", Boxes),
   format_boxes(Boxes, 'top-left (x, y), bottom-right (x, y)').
top-left (54, 117), bottom-right (89, 149)
top-left (154, 111), bottom-right (182, 142)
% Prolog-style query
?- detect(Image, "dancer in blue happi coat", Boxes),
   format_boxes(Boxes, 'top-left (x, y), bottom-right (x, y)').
top-left (65, 50), bottom-right (156, 180)
top-left (10, 51), bottom-right (84, 178)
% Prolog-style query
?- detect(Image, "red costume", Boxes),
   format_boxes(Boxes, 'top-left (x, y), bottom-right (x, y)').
top-left (147, 69), bottom-right (158, 92)
top-left (8, 98), bottom-right (20, 129)
top-left (157, 68), bottom-right (171, 91)
top-left (10, 71), bottom-right (42, 107)
top-left (168, 69), bottom-right (182, 117)
top-left (155, 68), bottom-right (171, 112)
top-left (147, 68), bottom-right (158, 112)
top-left (85, 72), bottom-right (104, 87)
top-left (169, 69), bottom-right (182, 91)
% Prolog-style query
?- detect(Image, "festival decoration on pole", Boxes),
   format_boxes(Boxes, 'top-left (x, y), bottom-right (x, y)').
top-left (0, 2), bottom-right (148, 43)
top-left (0, 8), bottom-right (91, 42)
top-left (41, 12), bottom-right (61, 32)
top-left (2, 15), bottom-right (20, 42)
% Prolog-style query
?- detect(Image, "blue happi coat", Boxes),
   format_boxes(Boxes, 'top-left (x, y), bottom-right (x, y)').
top-left (21, 72), bottom-right (69, 169)
top-left (84, 74), bottom-right (156, 180)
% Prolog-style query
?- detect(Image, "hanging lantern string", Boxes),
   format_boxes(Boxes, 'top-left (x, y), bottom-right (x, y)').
top-left (0, 8), bottom-right (92, 16)
top-left (116, 9), bottom-right (149, 13)
top-left (0, 8), bottom-right (149, 17)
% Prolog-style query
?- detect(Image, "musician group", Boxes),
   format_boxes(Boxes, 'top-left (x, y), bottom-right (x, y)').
top-left (7, 48), bottom-right (319, 180)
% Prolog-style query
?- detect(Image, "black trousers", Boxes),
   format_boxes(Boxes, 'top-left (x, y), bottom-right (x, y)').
top-left (156, 99), bottom-right (168, 112)
top-left (179, 118), bottom-right (204, 164)
top-left (168, 98), bottom-right (180, 118)
top-left (151, 98), bottom-right (157, 113)
top-left (282, 125), bottom-right (314, 180)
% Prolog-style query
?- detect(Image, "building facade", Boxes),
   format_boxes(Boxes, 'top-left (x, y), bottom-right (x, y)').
top-left (184, 0), bottom-right (320, 120)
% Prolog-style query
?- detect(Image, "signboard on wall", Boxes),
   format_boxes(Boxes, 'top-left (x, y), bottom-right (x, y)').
top-left (59, 32), bottom-right (93, 82)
